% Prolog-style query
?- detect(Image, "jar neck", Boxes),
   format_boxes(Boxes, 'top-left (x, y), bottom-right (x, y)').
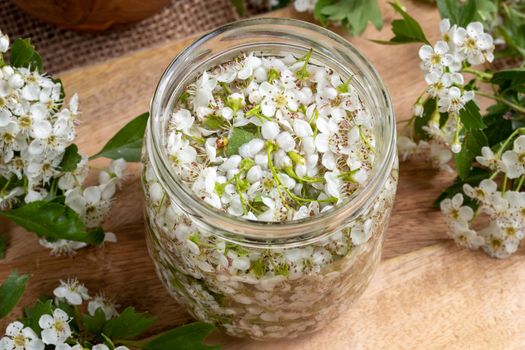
top-left (147, 18), bottom-right (396, 247)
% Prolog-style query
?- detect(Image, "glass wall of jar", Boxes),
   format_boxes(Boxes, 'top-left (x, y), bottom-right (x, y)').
top-left (142, 18), bottom-right (398, 340)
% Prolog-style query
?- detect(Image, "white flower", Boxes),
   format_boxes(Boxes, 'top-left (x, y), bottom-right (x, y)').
top-left (476, 146), bottom-right (499, 171)
top-left (429, 142), bottom-right (453, 172)
top-left (88, 294), bottom-right (119, 320)
top-left (314, 116), bottom-right (339, 170)
top-left (53, 279), bottom-right (90, 305)
top-left (351, 219), bottom-right (373, 245)
top-left (276, 132), bottom-right (296, 152)
top-left (479, 222), bottom-right (517, 259)
top-left (261, 121), bottom-right (280, 140)
top-left (294, 0), bottom-right (316, 12)
top-left (500, 135), bottom-right (525, 179)
top-left (39, 239), bottom-right (87, 256)
top-left (167, 132), bottom-right (197, 165)
top-left (0, 31), bottom-right (9, 53)
top-left (437, 87), bottom-right (474, 113)
top-left (98, 158), bottom-right (127, 186)
top-left (447, 225), bottom-right (484, 250)
top-left (39, 309), bottom-right (72, 345)
top-left (440, 193), bottom-right (473, 226)
top-left (65, 185), bottom-right (113, 228)
top-left (425, 71), bottom-right (463, 97)
top-left (412, 102), bottom-right (424, 117)
top-left (453, 22), bottom-right (494, 65)
top-left (193, 72), bottom-right (217, 108)
top-left (324, 171), bottom-right (341, 199)
top-left (0, 321), bottom-right (44, 350)
top-left (170, 109), bottom-right (194, 134)
top-left (463, 179), bottom-right (497, 204)
top-left (237, 54), bottom-right (262, 80)
top-left (0, 187), bottom-right (23, 210)
top-left (259, 82), bottom-right (298, 117)
top-left (419, 41), bottom-right (451, 72)
top-left (397, 136), bottom-right (417, 161)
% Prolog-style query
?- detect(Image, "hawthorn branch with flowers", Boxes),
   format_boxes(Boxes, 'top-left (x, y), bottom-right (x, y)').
top-left (0, 31), bottom-right (151, 257)
top-left (0, 274), bottom-right (220, 350)
top-left (379, 0), bottom-right (525, 258)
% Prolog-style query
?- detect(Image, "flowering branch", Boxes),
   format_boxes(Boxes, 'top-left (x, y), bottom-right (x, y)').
top-left (0, 277), bottom-right (221, 350)
top-left (378, 0), bottom-right (525, 258)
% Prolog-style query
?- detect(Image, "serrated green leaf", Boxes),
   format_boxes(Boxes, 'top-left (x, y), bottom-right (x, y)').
top-left (454, 129), bottom-right (488, 180)
top-left (22, 299), bottom-right (53, 331)
top-left (60, 144), bottom-right (82, 172)
top-left (459, 100), bottom-right (485, 130)
top-left (436, 0), bottom-right (476, 27)
top-left (316, 0), bottom-right (383, 36)
top-left (143, 323), bottom-right (220, 350)
top-left (225, 128), bottom-right (256, 157)
top-left (492, 68), bottom-right (525, 91)
top-left (0, 272), bottom-right (29, 319)
top-left (83, 308), bottom-right (108, 337)
top-left (9, 38), bottom-right (43, 72)
top-left (373, 2), bottom-right (428, 45)
top-left (0, 201), bottom-right (104, 245)
top-left (102, 307), bottom-right (155, 340)
top-left (91, 112), bottom-right (149, 162)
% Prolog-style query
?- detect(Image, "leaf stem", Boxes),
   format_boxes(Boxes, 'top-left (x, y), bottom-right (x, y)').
top-left (476, 91), bottom-right (525, 114)
top-left (463, 67), bottom-right (493, 81)
top-left (515, 175), bottom-right (525, 191)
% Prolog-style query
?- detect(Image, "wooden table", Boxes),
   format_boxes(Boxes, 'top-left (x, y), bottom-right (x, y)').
top-left (2, 1), bottom-right (525, 349)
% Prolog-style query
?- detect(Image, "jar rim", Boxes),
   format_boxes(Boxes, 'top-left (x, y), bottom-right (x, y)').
top-left (147, 17), bottom-right (396, 243)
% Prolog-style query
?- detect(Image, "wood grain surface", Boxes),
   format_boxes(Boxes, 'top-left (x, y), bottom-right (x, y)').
top-left (1, 1), bottom-right (523, 349)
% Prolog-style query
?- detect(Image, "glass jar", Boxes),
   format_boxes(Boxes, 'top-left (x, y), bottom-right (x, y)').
top-left (142, 18), bottom-right (398, 340)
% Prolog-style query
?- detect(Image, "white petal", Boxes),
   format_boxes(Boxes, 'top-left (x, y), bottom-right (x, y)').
top-left (418, 45), bottom-right (434, 60)
top-left (38, 314), bottom-right (54, 329)
top-left (83, 186), bottom-right (101, 205)
top-left (315, 134), bottom-right (329, 153)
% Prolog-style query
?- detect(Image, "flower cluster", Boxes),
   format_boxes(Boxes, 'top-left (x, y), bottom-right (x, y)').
top-left (165, 51), bottom-right (375, 222)
top-left (0, 30), bottom-right (127, 256)
top-left (441, 175), bottom-right (525, 259)
top-left (443, 134), bottom-right (525, 258)
top-left (385, 5), bottom-right (525, 259)
top-left (0, 279), bottom-right (124, 350)
top-left (398, 19), bottom-right (495, 169)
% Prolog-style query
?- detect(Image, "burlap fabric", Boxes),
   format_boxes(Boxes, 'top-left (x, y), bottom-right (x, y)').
top-left (0, 0), bottom-right (240, 73)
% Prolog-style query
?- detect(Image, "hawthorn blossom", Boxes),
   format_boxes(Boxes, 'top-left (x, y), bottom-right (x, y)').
top-left (0, 321), bottom-right (44, 350)
top-left (53, 279), bottom-right (90, 305)
top-left (39, 309), bottom-right (72, 345)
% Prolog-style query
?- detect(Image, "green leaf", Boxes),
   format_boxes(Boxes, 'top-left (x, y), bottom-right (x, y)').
top-left (203, 115), bottom-right (226, 130)
top-left (459, 100), bottom-right (485, 130)
top-left (0, 271), bottom-right (29, 319)
top-left (372, 2), bottom-right (428, 45)
top-left (91, 112), bottom-right (149, 162)
top-left (436, 0), bottom-right (476, 27)
top-left (483, 103), bottom-right (513, 146)
top-left (225, 127), bottom-right (256, 157)
top-left (0, 234), bottom-right (6, 259)
top-left (60, 144), bottom-right (82, 172)
top-left (0, 201), bottom-right (104, 245)
top-left (143, 323), bottom-right (220, 350)
top-left (454, 129), bottom-right (488, 180)
top-left (230, 0), bottom-right (245, 15)
top-left (316, 0), bottom-right (383, 36)
top-left (102, 307), bottom-right (155, 340)
top-left (83, 308), bottom-right (108, 337)
top-left (492, 68), bottom-right (525, 91)
top-left (23, 299), bottom-right (53, 331)
top-left (9, 38), bottom-right (43, 72)
top-left (433, 168), bottom-right (490, 208)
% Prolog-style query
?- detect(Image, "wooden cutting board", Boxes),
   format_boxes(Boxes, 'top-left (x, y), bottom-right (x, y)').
top-left (2, 1), bottom-right (524, 349)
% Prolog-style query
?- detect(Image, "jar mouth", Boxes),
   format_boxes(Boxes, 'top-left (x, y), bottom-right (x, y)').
top-left (148, 17), bottom-right (396, 243)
